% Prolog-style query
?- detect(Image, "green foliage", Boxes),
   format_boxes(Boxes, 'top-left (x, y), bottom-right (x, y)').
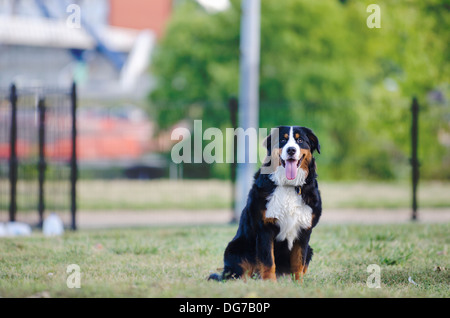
top-left (149, 0), bottom-right (449, 180)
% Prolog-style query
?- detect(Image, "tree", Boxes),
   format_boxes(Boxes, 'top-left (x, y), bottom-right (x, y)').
top-left (149, 0), bottom-right (449, 180)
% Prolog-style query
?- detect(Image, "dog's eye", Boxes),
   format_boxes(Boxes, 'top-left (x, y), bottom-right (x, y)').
top-left (281, 139), bottom-right (287, 144)
top-left (297, 139), bottom-right (303, 144)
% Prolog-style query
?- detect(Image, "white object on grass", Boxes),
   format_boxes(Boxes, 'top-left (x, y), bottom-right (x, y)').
top-left (43, 213), bottom-right (64, 236)
top-left (408, 276), bottom-right (418, 286)
top-left (0, 222), bottom-right (32, 237)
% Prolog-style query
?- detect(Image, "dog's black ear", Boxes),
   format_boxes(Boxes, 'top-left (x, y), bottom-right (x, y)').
top-left (262, 133), bottom-right (272, 156)
top-left (262, 127), bottom-right (281, 156)
top-left (302, 127), bottom-right (320, 154)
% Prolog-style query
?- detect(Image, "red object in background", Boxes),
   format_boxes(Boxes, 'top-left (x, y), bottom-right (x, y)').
top-left (75, 114), bottom-right (152, 161)
top-left (76, 135), bottom-right (142, 161)
top-left (0, 140), bottom-right (32, 159)
top-left (0, 116), bottom-right (152, 162)
top-left (109, 0), bottom-right (172, 38)
top-left (0, 143), bottom-right (8, 158)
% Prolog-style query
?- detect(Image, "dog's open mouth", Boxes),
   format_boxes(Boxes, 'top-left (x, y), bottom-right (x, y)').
top-left (281, 154), bottom-right (304, 180)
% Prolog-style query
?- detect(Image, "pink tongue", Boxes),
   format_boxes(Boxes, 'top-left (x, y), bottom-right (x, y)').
top-left (285, 160), bottom-right (298, 180)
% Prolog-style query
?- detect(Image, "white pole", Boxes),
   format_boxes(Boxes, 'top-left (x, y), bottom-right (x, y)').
top-left (234, 0), bottom-right (260, 221)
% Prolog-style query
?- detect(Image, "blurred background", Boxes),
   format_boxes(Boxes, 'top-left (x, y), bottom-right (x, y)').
top-left (0, 0), bottom-right (449, 228)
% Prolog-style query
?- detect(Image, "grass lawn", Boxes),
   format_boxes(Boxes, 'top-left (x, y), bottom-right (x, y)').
top-left (0, 223), bottom-right (448, 298)
top-left (76, 179), bottom-right (450, 211)
top-left (2, 179), bottom-right (449, 213)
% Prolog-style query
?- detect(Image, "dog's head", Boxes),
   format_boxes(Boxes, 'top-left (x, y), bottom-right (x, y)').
top-left (263, 126), bottom-right (320, 185)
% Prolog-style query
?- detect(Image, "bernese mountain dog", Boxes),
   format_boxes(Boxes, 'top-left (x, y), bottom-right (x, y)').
top-left (209, 126), bottom-right (321, 282)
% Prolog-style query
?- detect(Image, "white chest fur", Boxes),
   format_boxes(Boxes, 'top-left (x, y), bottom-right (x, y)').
top-left (265, 186), bottom-right (312, 250)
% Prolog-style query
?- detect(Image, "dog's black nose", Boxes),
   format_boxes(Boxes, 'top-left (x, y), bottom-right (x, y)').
top-left (287, 147), bottom-right (296, 156)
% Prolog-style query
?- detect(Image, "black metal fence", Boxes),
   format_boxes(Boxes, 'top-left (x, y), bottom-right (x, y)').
top-left (0, 83), bottom-right (77, 229)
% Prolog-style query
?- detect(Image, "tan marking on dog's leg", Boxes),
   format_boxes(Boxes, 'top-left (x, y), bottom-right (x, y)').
top-left (290, 241), bottom-right (305, 282)
top-left (239, 260), bottom-right (256, 281)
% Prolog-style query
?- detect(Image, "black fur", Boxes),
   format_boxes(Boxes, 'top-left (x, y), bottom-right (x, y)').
top-left (209, 126), bottom-right (322, 281)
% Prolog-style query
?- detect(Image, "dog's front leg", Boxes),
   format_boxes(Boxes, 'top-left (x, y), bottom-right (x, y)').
top-left (290, 240), bottom-right (307, 282)
top-left (256, 230), bottom-right (276, 281)
top-left (290, 231), bottom-right (313, 283)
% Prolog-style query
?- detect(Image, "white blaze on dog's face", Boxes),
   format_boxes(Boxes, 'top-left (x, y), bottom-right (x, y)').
top-left (264, 126), bottom-right (320, 186)
top-left (280, 127), bottom-right (301, 180)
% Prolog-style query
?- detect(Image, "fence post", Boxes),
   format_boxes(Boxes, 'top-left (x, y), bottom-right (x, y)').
top-left (411, 97), bottom-right (419, 221)
top-left (70, 82), bottom-right (77, 230)
top-left (228, 97), bottom-right (238, 222)
top-left (235, 0), bottom-right (261, 222)
top-left (37, 97), bottom-right (46, 228)
top-left (9, 84), bottom-right (18, 222)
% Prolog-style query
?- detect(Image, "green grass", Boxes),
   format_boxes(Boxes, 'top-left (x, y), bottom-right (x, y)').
top-left (0, 223), bottom-right (448, 297)
top-left (76, 179), bottom-right (450, 211)
top-left (2, 180), bottom-right (449, 212)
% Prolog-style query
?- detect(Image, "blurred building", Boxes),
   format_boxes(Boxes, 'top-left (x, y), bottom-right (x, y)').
top-left (0, 0), bottom-right (173, 178)
top-left (0, 0), bottom-right (172, 99)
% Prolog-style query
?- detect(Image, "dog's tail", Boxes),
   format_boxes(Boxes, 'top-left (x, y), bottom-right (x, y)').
top-left (208, 272), bottom-right (223, 281)
top-left (208, 266), bottom-right (235, 282)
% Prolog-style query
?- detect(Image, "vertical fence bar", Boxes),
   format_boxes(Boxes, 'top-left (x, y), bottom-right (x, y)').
top-left (228, 97), bottom-right (238, 222)
top-left (235, 0), bottom-right (261, 221)
top-left (411, 97), bottom-right (419, 221)
top-left (70, 82), bottom-right (77, 230)
top-left (37, 97), bottom-right (46, 227)
top-left (9, 84), bottom-right (18, 222)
